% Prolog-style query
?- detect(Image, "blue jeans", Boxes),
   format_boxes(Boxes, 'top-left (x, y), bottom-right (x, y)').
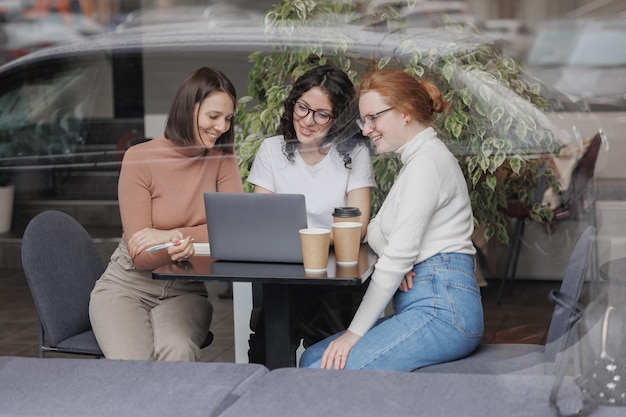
top-left (299, 253), bottom-right (484, 372)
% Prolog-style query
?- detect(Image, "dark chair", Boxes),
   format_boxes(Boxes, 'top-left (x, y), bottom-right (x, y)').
top-left (22, 210), bottom-right (105, 357)
top-left (415, 225), bottom-right (595, 375)
top-left (498, 132), bottom-right (602, 304)
top-left (21, 210), bottom-right (214, 358)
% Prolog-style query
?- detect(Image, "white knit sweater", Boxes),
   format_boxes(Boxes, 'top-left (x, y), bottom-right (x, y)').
top-left (348, 127), bottom-right (476, 336)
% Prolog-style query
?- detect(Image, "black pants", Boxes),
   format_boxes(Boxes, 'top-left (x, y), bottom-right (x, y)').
top-left (247, 283), bottom-right (368, 364)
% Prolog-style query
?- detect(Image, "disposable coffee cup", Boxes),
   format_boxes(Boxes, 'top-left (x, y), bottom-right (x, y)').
top-left (299, 228), bottom-right (331, 274)
top-left (336, 263), bottom-right (359, 278)
top-left (332, 207), bottom-right (362, 223)
top-left (332, 222), bottom-right (362, 266)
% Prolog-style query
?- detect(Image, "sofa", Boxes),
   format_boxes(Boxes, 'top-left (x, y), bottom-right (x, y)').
top-left (0, 356), bottom-right (623, 417)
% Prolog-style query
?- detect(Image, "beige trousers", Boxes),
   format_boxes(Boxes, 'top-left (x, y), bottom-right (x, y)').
top-left (89, 242), bottom-right (212, 361)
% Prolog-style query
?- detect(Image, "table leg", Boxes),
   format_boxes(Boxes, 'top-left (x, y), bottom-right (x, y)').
top-left (263, 284), bottom-right (295, 369)
top-left (232, 282), bottom-right (252, 363)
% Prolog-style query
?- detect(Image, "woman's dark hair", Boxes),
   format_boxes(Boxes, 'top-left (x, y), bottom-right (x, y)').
top-left (278, 64), bottom-right (370, 167)
top-left (165, 67), bottom-right (237, 154)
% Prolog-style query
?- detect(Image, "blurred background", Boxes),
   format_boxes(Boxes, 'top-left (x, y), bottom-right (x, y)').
top-left (1, 1), bottom-right (623, 63)
top-left (1, 0), bottom-right (624, 280)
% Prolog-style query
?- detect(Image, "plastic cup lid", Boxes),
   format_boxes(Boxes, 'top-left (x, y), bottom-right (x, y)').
top-left (332, 207), bottom-right (362, 217)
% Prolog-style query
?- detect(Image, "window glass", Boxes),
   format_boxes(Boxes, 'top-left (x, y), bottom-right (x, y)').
top-left (0, 2), bottom-right (623, 295)
top-left (0, 58), bottom-right (112, 165)
top-left (569, 30), bottom-right (626, 66)
top-left (526, 28), bottom-right (576, 65)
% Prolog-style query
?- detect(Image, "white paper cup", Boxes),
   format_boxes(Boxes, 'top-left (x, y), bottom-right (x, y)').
top-left (299, 228), bottom-right (331, 274)
top-left (332, 222), bottom-right (362, 266)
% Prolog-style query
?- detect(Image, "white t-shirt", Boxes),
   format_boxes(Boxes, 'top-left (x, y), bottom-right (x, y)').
top-left (247, 135), bottom-right (376, 229)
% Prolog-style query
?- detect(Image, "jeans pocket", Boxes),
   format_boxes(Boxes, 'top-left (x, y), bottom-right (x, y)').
top-left (445, 281), bottom-right (484, 338)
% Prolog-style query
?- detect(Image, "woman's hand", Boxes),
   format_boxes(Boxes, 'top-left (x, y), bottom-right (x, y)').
top-left (399, 271), bottom-right (415, 292)
top-left (128, 228), bottom-right (184, 259)
top-left (167, 235), bottom-right (195, 262)
top-left (320, 330), bottom-right (361, 370)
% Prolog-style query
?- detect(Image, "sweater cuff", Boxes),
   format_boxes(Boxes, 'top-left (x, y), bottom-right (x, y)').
top-left (348, 268), bottom-right (402, 336)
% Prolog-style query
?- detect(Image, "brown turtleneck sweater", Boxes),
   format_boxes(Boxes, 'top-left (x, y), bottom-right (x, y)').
top-left (118, 136), bottom-right (243, 270)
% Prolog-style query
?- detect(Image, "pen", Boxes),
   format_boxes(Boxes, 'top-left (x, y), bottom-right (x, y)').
top-left (146, 239), bottom-right (187, 252)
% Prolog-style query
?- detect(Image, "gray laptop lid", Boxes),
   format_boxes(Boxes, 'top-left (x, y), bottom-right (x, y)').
top-left (204, 192), bottom-right (307, 263)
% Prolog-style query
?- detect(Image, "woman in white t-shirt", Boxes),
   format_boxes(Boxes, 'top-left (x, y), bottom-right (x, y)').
top-left (247, 64), bottom-right (376, 363)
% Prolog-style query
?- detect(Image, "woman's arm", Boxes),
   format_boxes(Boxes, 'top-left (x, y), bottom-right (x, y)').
top-left (118, 146), bottom-right (192, 268)
top-left (346, 186), bottom-right (371, 241)
top-left (124, 150), bottom-right (243, 270)
top-left (345, 144), bottom-right (375, 241)
top-left (253, 185), bottom-right (273, 194)
top-left (350, 159), bottom-right (441, 336)
top-left (247, 138), bottom-right (277, 193)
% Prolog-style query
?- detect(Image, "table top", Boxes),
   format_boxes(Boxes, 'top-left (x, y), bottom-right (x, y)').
top-left (152, 243), bottom-right (377, 286)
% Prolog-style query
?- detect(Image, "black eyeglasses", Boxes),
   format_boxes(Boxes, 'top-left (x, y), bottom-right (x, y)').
top-left (293, 102), bottom-right (334, 126)
top-left (356, 107), bottom-right (393, 130)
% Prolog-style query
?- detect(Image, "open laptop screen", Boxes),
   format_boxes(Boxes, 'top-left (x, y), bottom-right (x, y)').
top-left (204, 192), bottom-right (307, 263)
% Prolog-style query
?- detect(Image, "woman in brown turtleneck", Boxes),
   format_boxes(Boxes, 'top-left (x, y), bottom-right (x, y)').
top-left (89, 67), bottom-right (243, 361)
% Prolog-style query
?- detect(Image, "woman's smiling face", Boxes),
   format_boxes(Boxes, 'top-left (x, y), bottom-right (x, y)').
top-left (194, 91), bottom-right (234, 148)
top-left (293, 87), bottom-right (334, 148)
top-left (358, 90), bottom-right (406, 154)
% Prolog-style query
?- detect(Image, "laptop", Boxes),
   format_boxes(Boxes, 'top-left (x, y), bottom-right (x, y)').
top-left (204, 192), bottom-right (308, 263)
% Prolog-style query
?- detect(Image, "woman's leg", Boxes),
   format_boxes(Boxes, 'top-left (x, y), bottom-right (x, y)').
top-left (90, 243), bottom-right (212, 361)
top-left (89, 280), bottom-right (155, 360)
top-left (299, 331), bottom-right (342, 368)
top-left (151, 293), bottom-right (213, 362)
top-left (301, 253), bottom-right (483, 372)
top-left (89, 243), bottom-right (159, 360)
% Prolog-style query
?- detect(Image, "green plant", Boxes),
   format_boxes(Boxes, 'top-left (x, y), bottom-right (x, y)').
top-left (235, 0), bottom-right (561, 244)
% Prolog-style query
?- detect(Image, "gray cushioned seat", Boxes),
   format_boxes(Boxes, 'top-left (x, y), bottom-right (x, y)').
top-left (217, 367), bottom-right (624, 417)
top-left (0, 356), bottom-right (268, 417)
top-left (413, 343), bottom-right (553, 374)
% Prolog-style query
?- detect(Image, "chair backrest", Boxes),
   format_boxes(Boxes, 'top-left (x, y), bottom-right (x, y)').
top-left (21, 210), bottom-right (104, 346)
top-left (544, 225), bottom-right (595, 361)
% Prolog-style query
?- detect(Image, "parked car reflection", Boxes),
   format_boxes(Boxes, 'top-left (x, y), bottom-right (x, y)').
top-left (0, 11), bottom-right (102, 65)
top-left (524, 18), bottom-right (626, 111)
top-left (115, 3), bottom-right (263, 32)
top-left (482, 18), bottom-right (534, 61)
top-left (356, 0), bottom-right (479, 30)
top-left (0, 22), bottom-right (509, 200)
